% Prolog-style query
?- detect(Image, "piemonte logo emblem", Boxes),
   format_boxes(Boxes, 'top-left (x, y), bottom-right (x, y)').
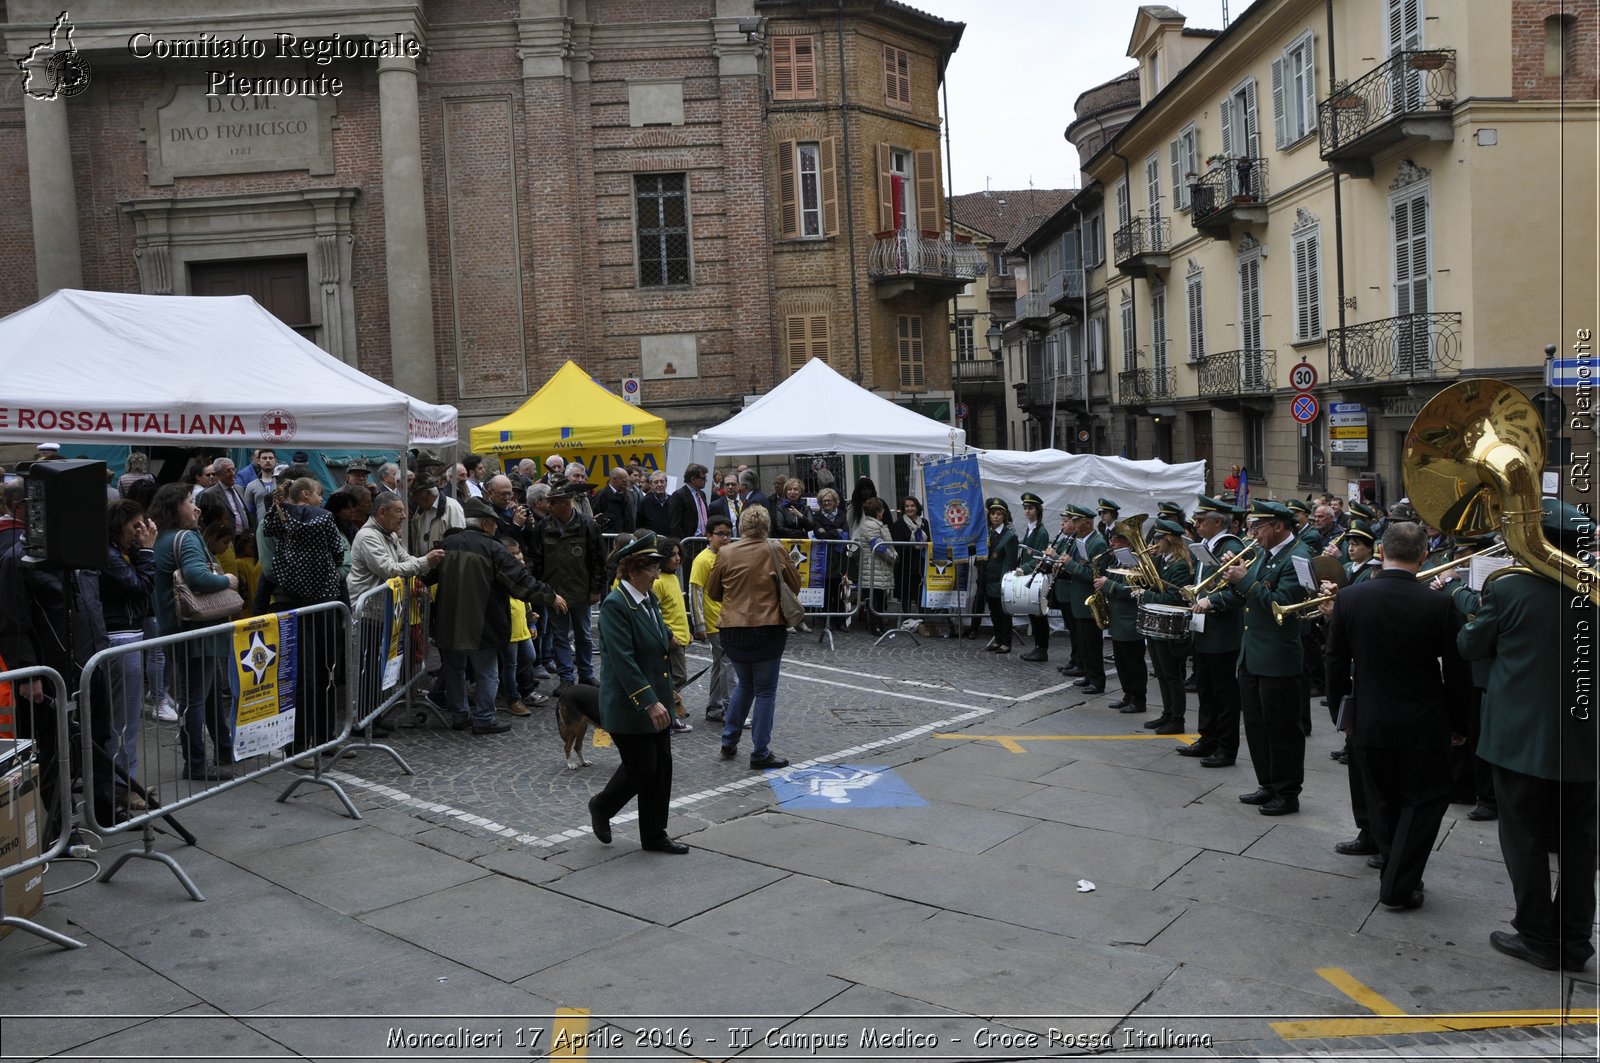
top-left (19, 11), bottom-right (92, 101)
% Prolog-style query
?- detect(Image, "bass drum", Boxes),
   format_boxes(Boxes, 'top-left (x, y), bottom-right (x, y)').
top-left (1137, 602), bottom-right (1193, 641)
top-left (1001, 571), bottom-right (1051, 617)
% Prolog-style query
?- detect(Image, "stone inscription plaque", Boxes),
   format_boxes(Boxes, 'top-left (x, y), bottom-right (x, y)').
top-left (143, 81), bottom-right (335, 186)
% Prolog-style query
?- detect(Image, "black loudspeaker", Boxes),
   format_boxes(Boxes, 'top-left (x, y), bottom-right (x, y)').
top-left (21, 459), bottom-right (107, 570)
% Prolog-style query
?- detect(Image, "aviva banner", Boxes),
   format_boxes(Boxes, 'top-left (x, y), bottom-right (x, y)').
top-left (230, 612), bottom-right (298, 761)
top-left (776, 538), bottom-right (830, 608)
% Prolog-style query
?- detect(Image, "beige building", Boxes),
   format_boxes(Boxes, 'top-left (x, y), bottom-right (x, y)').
top-left (1079, 0), bottom-right (1597, 503)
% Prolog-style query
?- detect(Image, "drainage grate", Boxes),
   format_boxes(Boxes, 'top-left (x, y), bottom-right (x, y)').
top-left (830, 705), bottom-right (926, 727)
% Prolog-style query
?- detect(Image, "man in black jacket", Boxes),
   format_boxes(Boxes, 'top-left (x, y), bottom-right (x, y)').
top-left (590, 467), bottom-right (638, 536)
top-left (436, 497), bottom-right (565, 734)
top-left (529, 485), bottom-right (605, 686)
top-left (1324, 521), bottom-right (1469, 910)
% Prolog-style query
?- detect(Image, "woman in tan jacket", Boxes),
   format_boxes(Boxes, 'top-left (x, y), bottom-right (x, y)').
top-left (705, 505), bottom-right (801, 769)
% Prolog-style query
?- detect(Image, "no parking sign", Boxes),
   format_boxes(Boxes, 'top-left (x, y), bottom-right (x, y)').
top-left (1291, 393), bottom-right (1320, 424)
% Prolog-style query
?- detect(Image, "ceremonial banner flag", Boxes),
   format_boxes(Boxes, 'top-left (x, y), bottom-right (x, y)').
top-left (778, 538), bottom-right (829, 607)
top-left (1237, 467), bottom-right (1250, 512)
top-left (923, 454), bottom-right (987, 560)
top-left (230, 611), bottom-right (298, 761)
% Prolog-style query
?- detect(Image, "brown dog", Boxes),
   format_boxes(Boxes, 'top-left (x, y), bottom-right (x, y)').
top-left (557, 683), bottom-right (602, 770)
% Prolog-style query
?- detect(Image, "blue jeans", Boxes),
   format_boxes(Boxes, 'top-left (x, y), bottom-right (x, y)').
top-left (179, 654), bottom-right (234, 771)
top-left (140, 617), bottom-right (164, 702)
top-left (551, 602), bottom-right (595, 683)
top-left (722, 655), bottom-right (782, 760)
top-left (537, 618), bottom-right (556, 669)
top-left (499, 638), bottom-right (539, 702)
top-left (445, 647), bottom-right (500, 726)
top-left (106, 630), bottom-right (144, 782)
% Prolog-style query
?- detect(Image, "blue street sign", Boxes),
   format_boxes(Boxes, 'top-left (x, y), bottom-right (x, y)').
top-left (1547, 358), bottom-right (1596, 388)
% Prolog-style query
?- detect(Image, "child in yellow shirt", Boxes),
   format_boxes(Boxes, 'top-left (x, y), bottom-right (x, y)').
top-left (654, 537), bottom-right (693, 733)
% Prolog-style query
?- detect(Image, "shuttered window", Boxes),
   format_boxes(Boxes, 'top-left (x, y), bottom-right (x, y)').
top-left (1292, 223), bottom-right (1323, 341)
top-left (876, 144), bottom-right (939, 233)
top-left (1089, 315), bottom-right (1106, 373)
top-left (1392, 183), bottom-right (1432, 373)
top-left (1271, 31), bottom-right (1317, 147)
top-left (1185, 270), bottom-right (1205, 363)
top-left (897, 315), bottom-right (925, 388)
top-left (1145, 153), bottom-right (1163, 221)
top-left (1169, 125), bottom-right (1197, 210)
top-left (771, 35), bottom-right (817, 101)
top-left (1220, 76), bottom-right (1260, 159)
top-left (785, 314), bottom-right (830, 374)
top-left (1120, 292), bottom-right (1137, 373)
top-left (1150, 281), bottom-right (1170, 395)
top-left (883, 44), bottom-right (911, 108)
top-left (776, 139), bottom-right (839, 239)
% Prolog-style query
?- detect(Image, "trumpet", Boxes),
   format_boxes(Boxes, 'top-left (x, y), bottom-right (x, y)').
top-left (1272, 542), bottom-right (1513, 624)
top-left (1272, 596), bottom-right (1328, 625)
top-left (1180, 540), bottom-right (1263, 603)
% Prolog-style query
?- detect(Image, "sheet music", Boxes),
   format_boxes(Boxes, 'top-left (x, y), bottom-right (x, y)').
top-left (1468, 552), bottom-right (1516, 591)
top-left (1113, 547), bottom-right (1137, 569)
top-left (1291, 555), bottom-right (1315, 590)
top-left (1189, 611), bottom-right (1205, 634)
top-left (1073, 537), bottom-right (1089, 560)
top-left (1187, 541), bottom-right (1218, 567)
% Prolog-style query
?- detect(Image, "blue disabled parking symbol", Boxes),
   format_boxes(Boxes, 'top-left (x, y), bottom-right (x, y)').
top-left (766, 764), bottom-right (926, 809)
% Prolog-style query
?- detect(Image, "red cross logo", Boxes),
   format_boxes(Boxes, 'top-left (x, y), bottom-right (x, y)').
top-left (260, 409), bottom-right (298, 442)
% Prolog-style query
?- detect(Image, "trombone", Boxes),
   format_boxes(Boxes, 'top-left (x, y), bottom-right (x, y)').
top-left (1180, 540), bottom-right (1263, 604)
top-left (1271, 542), bottom-right (1511, 624)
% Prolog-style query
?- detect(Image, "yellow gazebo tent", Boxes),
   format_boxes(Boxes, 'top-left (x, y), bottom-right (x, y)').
top-left (468, 361), bottom-right (667, 481)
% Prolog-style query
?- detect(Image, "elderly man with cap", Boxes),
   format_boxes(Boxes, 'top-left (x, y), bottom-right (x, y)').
top-left (1183, 497), bottom-right (1247, 766)
top-left (1058, 503), bottom-right (1112, 694)
top-left (529, 482), bottom-right (605, 686)
top-left (980, 498), bottom-right (1019, 653)
top-left (1459, 499), bottom-right (1596, 972)
top-left (588, 532), bottom-right (689, 853)
top-left (435, 496), bottom-right (566, 734)
top-left (1218, 499), bottom-right (1312, 815)
top-left (1014, 491), bottom-right (1054, 661)
top-left (1285, 498), bottom-right (1322, 554)
top-left (542, 454), bottom-right (567, 489)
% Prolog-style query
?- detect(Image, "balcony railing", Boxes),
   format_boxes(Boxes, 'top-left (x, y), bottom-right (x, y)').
top-left (1043, 268), bottom-right (1085, 310)
top-left (1319, 50), bottom-right (1457, 164)
top-left (1195, 348), bottom-right (1276, 397)
top-left (1189, 157), bottom-right (1270, 236)
top-left (1019, 375), bottom-right (1089, 409)
top-left (868, 228), bottom-right (989, 282)
top-left (1328, 311), bottom-right (1463, 384)
top-left (1114, 216), bottom-right (1170, 263)
top-left (1117, 364), bottom-right (1176, 404)
top-left (952, 358), bottom-right (1004, 383)
top-left (1015, 291), bottom-right (1053, 327)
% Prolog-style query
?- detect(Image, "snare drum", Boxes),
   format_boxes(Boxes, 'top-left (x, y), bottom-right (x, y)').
top-left (1001, 571), bottom-right (1051, 617)
top-left (1137, 602), bottom-right (1193, 641)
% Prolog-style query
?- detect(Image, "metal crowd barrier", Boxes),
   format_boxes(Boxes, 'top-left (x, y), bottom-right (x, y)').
top-left (0, 666), bottom-right (83, 950)
top-left (849, 538), bottom-right (1004, 648)
top-left (342, 578), bottom-right (431, 772)
top-left (676, 535), bottom-right (867, 652)
top-left (78, 599), bottom-right (356, 901)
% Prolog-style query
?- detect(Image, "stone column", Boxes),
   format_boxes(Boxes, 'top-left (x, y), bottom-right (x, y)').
top-left (378, 55), bottom-right (437, 402)
top-left (22, 61), bottom-right (83, 297)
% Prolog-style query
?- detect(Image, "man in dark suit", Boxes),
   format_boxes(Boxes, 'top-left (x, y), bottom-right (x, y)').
top-left (200, 456), bottom-right (253, 538)
top-left (1460, 499), bottom-right (1597, 973)
top-left (667, 463), bottom-right (711, 540)
top-left (590, 467), bottom-right (638, 535)
top-left (707, 470), bottom-right (738, 527)
top-left (637, 471), bottom-right (674, 534)
top-left (1223, 499), bottom-right (1311, 816)
top-left (1185, 496), bottom-right (1246, 766)
top-left (727, 469), bottom-right (769, 533)
top-left (1325, 521), bottom-right (1469, 910)
top-left (1058, 504), bottom-right (1111, 694)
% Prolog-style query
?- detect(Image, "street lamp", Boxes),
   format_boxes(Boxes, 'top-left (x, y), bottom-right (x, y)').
top-left (985, 323), bottom-right (1004, 358)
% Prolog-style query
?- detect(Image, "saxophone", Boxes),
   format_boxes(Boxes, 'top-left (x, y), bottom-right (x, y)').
top-left (1085, 542), bottom-right (1112, 630)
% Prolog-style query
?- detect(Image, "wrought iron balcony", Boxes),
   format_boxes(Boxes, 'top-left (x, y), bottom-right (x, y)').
top-left (868, 228), bottom-right (988, 298)
top-left (1017, 374), bottom-right (1090, 410)
top-left (1042, 268), bottom-right (1085, 312)
top-left (952, 357), bottom-right (1004, 384)
top-left (1318, 50), bottom-right (1456, 177)
top-left (1195, 348), bottom-right (1277, 398)
top-left (1328, 312), bottom-right (1462, 384)
top-left (1014, 291), bottom-right (1053, 330)
top-left (1117, 364), bottom-right (1176, 405)
top-left (1113, 215), bottom-right (1171, 279)
top-left (1189, 157), bottom-right (1269, 239)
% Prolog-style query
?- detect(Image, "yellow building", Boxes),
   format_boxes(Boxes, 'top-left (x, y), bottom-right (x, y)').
top-left (1080, 0), bottom-right (1598, 502)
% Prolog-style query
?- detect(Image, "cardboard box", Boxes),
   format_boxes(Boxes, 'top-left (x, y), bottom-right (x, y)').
top-left (0, 762), bottom-right (44, 937)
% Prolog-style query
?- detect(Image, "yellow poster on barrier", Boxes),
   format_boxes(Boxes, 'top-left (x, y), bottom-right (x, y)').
top-left (923, 554), bottom-right (973, 609)
top-left (383, 577), bottom-right (406, 690)
top-left (230, 612), bottom-right (297, 761)
top-left (777, 538), bottom-right (830, 608)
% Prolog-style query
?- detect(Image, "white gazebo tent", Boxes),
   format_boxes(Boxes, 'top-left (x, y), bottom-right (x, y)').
top-left (0, 290), bottom-right (457, 449)
top-left (694, 357), bottom-right (964, 455)
top-left (975, 448), bottom-right (1208, 523)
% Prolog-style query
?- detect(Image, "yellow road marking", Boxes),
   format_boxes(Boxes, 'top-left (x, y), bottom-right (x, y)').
top-left (933, 732), bottom-right (1199, 752)
top-left (592, 727), bottom-right (612, 748)
top-left (1269, 967), bottom-right (1599, 1039)
top-left (550, 1007), bottom-right (590, 1058)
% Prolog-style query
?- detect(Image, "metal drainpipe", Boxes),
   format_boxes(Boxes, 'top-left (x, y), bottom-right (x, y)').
top-left (837, 1), bottom-right (864, 385)
top-left (1072, 197), bottom-right (1089, 450)
top-left (1101, 117), bottom-right (1137, 456)
top-left (1327, 0), bottom-right (1349, 379)
top-left (943, 76), bottom-right (959, 433)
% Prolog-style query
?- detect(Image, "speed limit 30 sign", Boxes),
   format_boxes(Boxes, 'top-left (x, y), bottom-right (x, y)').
top-left (1289, 362), bottom-right (1318, 392)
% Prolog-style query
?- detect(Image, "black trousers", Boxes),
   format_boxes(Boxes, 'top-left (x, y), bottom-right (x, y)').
top-left (1346, 738), bottom-right (1372, 843)
top-left (984, 591), bottom-right (1013, 648)
top-left (1109, 639), bottom-right (1148, 706)
top-left (1062, 605), bottom-right (1083, 666)
top-left (1148, 639), bottom-right (1190, 723)
top-left (1027, 615), bottom-right (1051, 654)
top-left (1449, 688), bottom-right (1496, 807)
top-left (594, 729), bottom-right (674, 843)
top-left (1492, 764), bottom-right (1598, 967)
top-left (1358, 743), bottom-right (1452, 906)
top-left (1239, 670), bottom-right (1304, 799)
top-left (1074, 617), bottom-right (1106, 683)
top-left (1193, 649), bottom-right (1241, 755)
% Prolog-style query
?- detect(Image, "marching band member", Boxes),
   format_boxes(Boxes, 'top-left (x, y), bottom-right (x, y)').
top-left (1286, 498), bottom-right (1323, 553)
top-left (1015, 492), bottom-right (1053, 662)
top-left (1432, 532), bottom-right (1501, 822)
top-left (1095, 497), bottom-right (1120, 541)
top-left (1138, 519), bottom-right (1196, 735)
top-left (1043, 507), bottom-right (1084, 677)
top-left (981, 498), bottom-right (1019, 655)
top-left (1222, 500), bottom-right (1311, 817)
top-left (1059, 504), bottom-right (1111, 695)
top-left (1093, 525), bottom-right (1147, 716)
top-left (1183, 497), bottom-right (1246, 766)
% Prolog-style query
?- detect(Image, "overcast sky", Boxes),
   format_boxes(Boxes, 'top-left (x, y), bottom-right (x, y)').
top-left (912, 0), bottom-right (1260, 194)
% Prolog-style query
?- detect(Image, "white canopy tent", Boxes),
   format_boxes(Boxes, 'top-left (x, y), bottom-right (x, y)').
top-left (0, 289), bottom-right (457, 448)
top-left (976, 448), bottom-right (1208, 524)
top-left (694, 357), bottom-right (964, 455)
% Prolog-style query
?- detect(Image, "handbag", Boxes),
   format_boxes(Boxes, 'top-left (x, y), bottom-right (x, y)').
top-left (766, 541), bottom-right (807, 628)
top-left (172, 530), bottom-right (245, 623)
